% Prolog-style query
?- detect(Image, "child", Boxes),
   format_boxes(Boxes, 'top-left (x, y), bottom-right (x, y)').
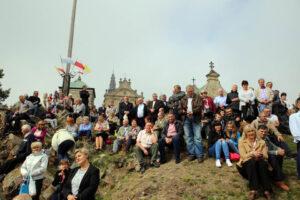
top-left (225, 121), bottom-right (240, 154)
top-left (52, 159), bottom-right (70, 200)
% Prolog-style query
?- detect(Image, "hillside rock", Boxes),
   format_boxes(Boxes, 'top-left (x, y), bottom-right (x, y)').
top-left (2, 166), bottom-right (22, 197)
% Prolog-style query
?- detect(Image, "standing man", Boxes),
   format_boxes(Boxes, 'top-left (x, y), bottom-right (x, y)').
top-left (148, 93), bottom-right (163, 123)
top-left (214, 89), bottom-right (227, 112)
top-left (168, 85), bottom-right (185, 120)
top-left (119, 96), bottom-right (134, 125)
top-left (226, 85), bottom-right (240, 115)
top-left (80, 85), bottom-right (90, 116)
top-left (160, 94), bottom-right (169, 113)
top-left (289, 97), bottom-right (300, 180)
top-left (98, 102), bottom-right (106, 117)
top-left (254, 78), bottom-right (274, 113)
top-left (28, 91), bottom-right (41, 116)
top-left (178, 85), bottom-right (204, 163)
top-left (134, 98), bottom-right (148, 128)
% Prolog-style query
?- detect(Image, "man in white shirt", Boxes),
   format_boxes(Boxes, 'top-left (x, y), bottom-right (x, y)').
top-left (214, 88), bottom-right (227, 110)
top-left (264, 107), bottom-right (280, 127)
top-left (135, 122), bottom-right (159, 173)
top-left (134, 98), bottom-right (148, 128)
top-left (289, 97), bottom-right (300, 180)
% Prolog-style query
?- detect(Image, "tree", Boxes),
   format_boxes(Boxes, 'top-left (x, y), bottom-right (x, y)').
top-left (0, 69), bottom-right (10, 104)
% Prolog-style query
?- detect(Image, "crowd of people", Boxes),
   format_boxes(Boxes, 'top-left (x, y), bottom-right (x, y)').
top-left (2, 78), bottom-right (300, 200)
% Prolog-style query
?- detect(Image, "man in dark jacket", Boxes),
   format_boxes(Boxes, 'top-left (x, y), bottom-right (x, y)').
top-left (80, 85), bottom-right (90, 116)
top-left (160, 94), bottom-right (169, 114)
top-left (226, 84), bottom-right (240, 115)
top-left (0, 124), bottom-right (36, 181)
top-left (148, 93), bottom-right (164, 122)
top-left (178, 85), bottom-right (204, 163)
top-left (159, 113), bottom-right (183, 164)
top-left (98, 102), bottom-right (106, 117)
top-left (119, 96), bottom-right (134, 125)
top-left (168, 85), bottom-right (185, 120)
top-left (28, 91), bottom-right (41, 116)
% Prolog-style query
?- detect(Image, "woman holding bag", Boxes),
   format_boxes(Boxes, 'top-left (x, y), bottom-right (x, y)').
top-left (21, 142), bottom-right (49, 200)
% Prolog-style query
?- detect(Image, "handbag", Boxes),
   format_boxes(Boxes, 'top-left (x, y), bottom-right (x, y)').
top-left (19, 174), bottom-right (30, 195)
top-left (29, 175), bottom-right (36, 196)
top-left (229, 152), bottom-right (240, 162)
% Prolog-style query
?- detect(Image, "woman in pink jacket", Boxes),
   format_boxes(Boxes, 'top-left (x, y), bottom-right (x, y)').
top-left (31, 120), bottom-right (47, 146)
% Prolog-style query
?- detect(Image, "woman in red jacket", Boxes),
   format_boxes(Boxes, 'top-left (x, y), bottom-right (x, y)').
top-left (31, 120), bottom-right (47, 146)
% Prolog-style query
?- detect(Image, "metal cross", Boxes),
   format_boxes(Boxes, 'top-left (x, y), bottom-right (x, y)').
top-left (209, 61), bottom-right (214, 70)
top-left (192, 77), bottom-right (196, 86)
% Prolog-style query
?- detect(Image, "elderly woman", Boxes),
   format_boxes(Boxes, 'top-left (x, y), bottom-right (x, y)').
top-left (107, 111), bottom-right (120, 135)
top-left (30, 121), bottom-right (47, 146)
top-left (62, 148), bottom-right (99, 200)
top-left (94, 116), bottom-right (110, 151)
top-left (126, 119), bottom-right (141, 152)
top-left (237, 125), bottom-right (272, 200)
top-left (21, 142), bottom-right (48, 200)
top-left (79, 117), bottom-right (92, 140)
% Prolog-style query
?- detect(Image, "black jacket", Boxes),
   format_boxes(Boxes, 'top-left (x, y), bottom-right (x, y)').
top-left (147, 100), bottom-right (164, 122)
top-left (80, 90), bottom-right (90, 105)
top-left (16, 133), bottom-right (36, 159)
top-left (134, 103), bottom-right (148, 119)
top-left (208, 131), bottom-right (228, 148)
top-left (161, 120), bottom-right (184, 139)
top-left (62, 164), bottom-right (99, 200)
top-left (226, 91), bottom-right (239, 111)
top-left (98, 107), bottom-right (106, 116)
top-left (41, 111), bottom-right (56, 120)
top-left (161, 100), bottom-right (169, 113)
top-left (28, 96), bottom-right (41, 106)
top-left (119, 102), bottom-right (134, 120)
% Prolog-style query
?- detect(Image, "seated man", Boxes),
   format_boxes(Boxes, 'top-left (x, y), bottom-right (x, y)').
top-left (13, 96), bottom-right (34, 132)
top-left (70, 99), bottom-right (86, 122)
top-left (252, 112), bottom-right (296, 158)
top-left (41, 106), bottom-right (57, 129)
top-left (257, 125), bottom-right (290, 191)
top-left (111, 119), bottom-right (132, 154)
top-left (223, 107), bottom-right (240, 128)
top-left (135, 122), bottom-right (160, 173)
top-left (153, 112), bottom-right (168, 138)
top-left (28, 91), bottom-right (41, 116)
top-left (0, 124), bottom-right (36, 182)
top-left (107, 111), bottom-right (120, 135)
top-left (264, 107), bottom-right (280, 127)
top-left (159, 113), bottom-right (183, 164)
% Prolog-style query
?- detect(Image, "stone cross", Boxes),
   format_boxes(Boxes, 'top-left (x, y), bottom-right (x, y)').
top-left (209, 61), bottom-right (214, 70)
top-left (192, 77), bottom-right (196, 86)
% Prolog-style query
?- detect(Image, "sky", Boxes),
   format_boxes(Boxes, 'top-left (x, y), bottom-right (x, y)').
top-left (1, 0), bottom-right (300, 107)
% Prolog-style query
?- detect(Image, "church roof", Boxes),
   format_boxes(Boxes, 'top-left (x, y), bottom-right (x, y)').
top-left (70, 76), bottom-right (89, 88)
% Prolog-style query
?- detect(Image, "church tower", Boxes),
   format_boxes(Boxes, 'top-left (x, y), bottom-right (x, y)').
top-left (109, 72), bottom-right (116, 91)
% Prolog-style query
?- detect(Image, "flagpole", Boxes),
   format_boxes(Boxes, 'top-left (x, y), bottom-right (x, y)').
top-left (62, 0), bottom-right (77, 96)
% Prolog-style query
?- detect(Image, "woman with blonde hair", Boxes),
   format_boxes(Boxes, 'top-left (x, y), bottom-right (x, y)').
top-left (94, 116), bottom-right (110, 151)
top-left (42, 93), bottom-right (48, 108)
top-left (237, 125), bottom-right (272, 200)
top-left (30, 121), bottom-right (47, 146)
top-left (62, 148), bottom-right (99, 200)
top-left (21, 142), bottom-right (48, 200)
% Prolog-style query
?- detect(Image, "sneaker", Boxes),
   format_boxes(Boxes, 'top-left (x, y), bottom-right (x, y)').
top-left (151, 162), bottom-right (160, 168)
top-left (216, 159), bottom-right (222, 168)
top-left (226, 159), bottom-right (233, 167)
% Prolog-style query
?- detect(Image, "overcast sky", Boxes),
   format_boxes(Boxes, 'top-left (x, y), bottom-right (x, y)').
top-left (1, 0), bottom-right (300, 107)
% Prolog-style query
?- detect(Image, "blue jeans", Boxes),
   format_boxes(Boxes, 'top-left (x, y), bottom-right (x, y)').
top-left (183, 116), bottom-right (204, 158)
top-left (208, 140), bottom-right (230, 160)
top-left (33, 104), bottom-right (39, 115)
top-left (259, 104), bottom-right (270, 113)
top-left (159, 135), bottom-right (182, 163)
top-left (227, 139), bottom-right (240, 154)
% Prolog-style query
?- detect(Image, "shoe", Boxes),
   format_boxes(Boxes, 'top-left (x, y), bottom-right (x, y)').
top-left (188, 156), bottom-right (196, 161)
top-left (160, 160), bottom-right (167, 164)
top-left (175, 159), bottom-right (181, 164)
top-left (109, 152), bottom-right (116, 156)
top-left (264, 191), bottom-right (272, 200)
top-left (151, 162), bottom-right (160, 168)
top-left (140, 165), bottom-right (146, 174)
top-left (274, 181), bottom-right (290, 191)
top-left (0, 174), bottom-right (6, 183)
top-left (197, 157), bottom-right (204, 163)
top-left (226, 159), bottom-right (233, 167)
top-left (248, 191), bottom-right (256, 200)
top-left (287, 152), bottom-right (297, 158)
top-left (216, 159), bottom-right (222, 168)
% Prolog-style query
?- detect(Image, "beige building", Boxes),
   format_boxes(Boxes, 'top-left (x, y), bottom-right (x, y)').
top-left (198, 62), bottom-right (227, 99)
top-left (104, 73), bottom-right (143, 108)
top-left (59, 76), bottom-right (96, 107)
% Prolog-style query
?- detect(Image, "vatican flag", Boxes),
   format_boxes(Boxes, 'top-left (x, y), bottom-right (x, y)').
top-left (84, 65), bottom-right (91, 74)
